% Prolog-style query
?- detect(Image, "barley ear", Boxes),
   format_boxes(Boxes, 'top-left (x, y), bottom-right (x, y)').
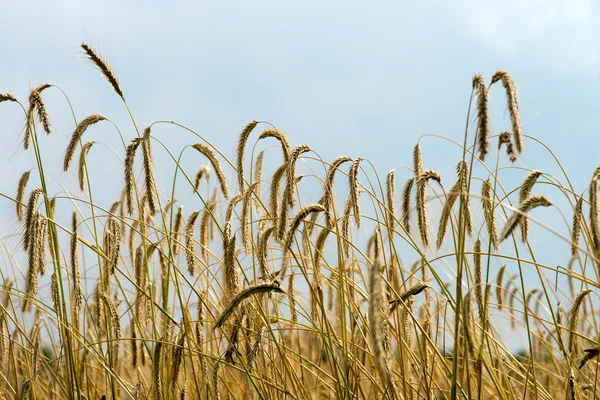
top-left (81, 43), bottom-right (124, 98)
top-left (473, 74), bottom-right (489, 161)
top-left (236, 120), bottom-right (259, 193)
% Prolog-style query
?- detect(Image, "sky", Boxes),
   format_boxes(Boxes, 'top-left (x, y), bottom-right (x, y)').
top-left (0, 0), bottom-right (599, 348)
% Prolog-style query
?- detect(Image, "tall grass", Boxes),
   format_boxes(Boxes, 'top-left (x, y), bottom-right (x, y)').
top-left (0, 43), bottom-right (598, 400)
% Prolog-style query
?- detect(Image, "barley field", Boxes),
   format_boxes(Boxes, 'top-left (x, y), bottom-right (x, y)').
top-left (0, 43), bottom-right (597, 399)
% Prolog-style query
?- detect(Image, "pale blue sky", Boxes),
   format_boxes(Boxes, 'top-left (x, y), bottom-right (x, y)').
top-left (0, 1), bottom-right (599, 346)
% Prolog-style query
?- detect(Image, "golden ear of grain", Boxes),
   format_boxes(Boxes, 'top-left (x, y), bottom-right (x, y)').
top-left (386, 170), bottom-right (397, 229)
top-left (193, 165), bottom-right (211, 191)
top-left (170, 331), bottom-right (186, 390)
top-left (70, 221), bottom-right (82, 313)
top-left (64, 114), bottom-right (106, 172)
top-left (241, 182), bottom-right (259, 252)
top-left (416, 170), bottom-right (441, 247)
top-left (257, 129), bottom-right (291, 162)
top-left (23, 188), bottom-right (43, 252)
top-left (436, 161), bottom-right (466, 249)
top-left (236, 120), bottom-right (259, 193)
top-left (223, 222), bottom-right (241, 301)
top-left (184, 211), bottom-right (201, 276)
top-left (103, 218), bottom-right (121, 275)
top-left (491, 70), bottom-right (523, 154)
top-left (473, 74), bottom-right (490, 161)
top-left (269, 164), bottom-right (287, 228)
top-left (16, 171), bottom-right (31, 222)
top-left (125, 138), bottom-right (143, 215)
top-left (153, 339), bottom-right (164, 400)
top-left (278, 145), bottom-right (311, 239)
top-left (518, 170), bottom-right (543, 241)
top-left (81, 43), bottom-right (124, 98)
top-left (318, 155), bottom-right (352, 228)
top-left (389, 282), bottom-right (428, 312)
top-left (498, 131), bottom-right (517, 162)
top-left (171, 205), bottom-right (184, 256)
top-left (481, 179), bottom-right (499, 249)
top-left (0, 93), bottom-right (17, 103)
top-left (571, 196), bottom-right (583, 256)
top-left (567, 289), bottom-right (592, 355)
top-left (23, 84), bottom-right (51, 149)
top-left (400, 177), bottom-right (415, 235)
top-left (473, 239), bottom-right (486, 327)
top-left (213, 282), bottom-right (283, 331)
top-left (495, 265), bottom-right (506, 311)
top-left (313, 227), bottom-right (330, 282)
top-left (141, 127), bottom-right (158, 215)
top-left (253, 150), bottom-right (265, 201)
top-left (191, 143), bottom-right (229, 199)
top-left (283, 204), bottom-right (325, 255)
top-left (99, 291), bottom-right (121, 340)
top-left (499, 195), bottom-right (552, 242)
top-left (258, 226), bottom-right (275, 279)
top-left (413, 143), bottom-right (423, 176)
top-left (77, 141), bottom-right (96, 191)
top-left (348, 158), bottom-right (363, 228)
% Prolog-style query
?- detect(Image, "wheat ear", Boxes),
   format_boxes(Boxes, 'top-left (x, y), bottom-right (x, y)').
top-left (184, 211), bottom-right (200, 275)
top-left (401, 177), bottom-right (414, 235)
